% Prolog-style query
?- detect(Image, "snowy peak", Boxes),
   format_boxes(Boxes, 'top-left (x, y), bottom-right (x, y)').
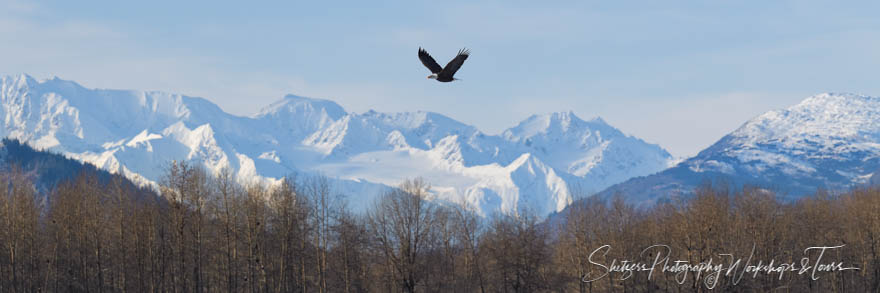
top-left (361, 110), bottom-right (475, 134)
top-left (501, 111), bottom-right (673, 186)
top-left (502, 111), bottom-right (608, 141)
top-left (0, 75), bottom-right (238, 150)
top-left (459, 153), bottom-right (570, 217)
top-left (501, 111), bottom-right (630, 152)
top-left (254, 94), bottom-right (347, 139)
top-left (3, 73), bottom-right (37, 89)
top-left (506, 153), bottom-right (571, 215)
top-left (304, 109), bottom-right (484, 156)
top-left (711, 93), bottom-right (880, 167)
top-left (732, 93), bottom-right (880, 144)
top-left (602, 92), bottom-right (880, 205)
top-left (255, 94), bottom-right (346, 119)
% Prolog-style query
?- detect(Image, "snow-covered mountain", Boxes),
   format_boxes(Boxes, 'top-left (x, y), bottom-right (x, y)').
top-left (0, 74), bottom-right (674, 217)
top-left (600, 93), bottom-right (880, 205)
top-left (503, 112), bottom-right (673, 190)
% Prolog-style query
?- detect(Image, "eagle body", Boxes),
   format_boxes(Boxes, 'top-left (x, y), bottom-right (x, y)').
top-left (418, 47), bottom-right (470, 82)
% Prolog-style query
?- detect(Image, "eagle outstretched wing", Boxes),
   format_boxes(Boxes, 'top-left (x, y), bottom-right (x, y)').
top-left (438, 48), bottom-right (469, 80)
top-left (418, 47), bottom-right (443, 74)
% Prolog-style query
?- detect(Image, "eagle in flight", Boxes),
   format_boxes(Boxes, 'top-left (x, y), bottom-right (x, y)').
top-left (418, 47), bottom-right (470, 82)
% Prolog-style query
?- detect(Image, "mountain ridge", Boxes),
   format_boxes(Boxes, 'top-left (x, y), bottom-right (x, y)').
top-left (598, 92), bottom-right (880, 205)
top-left (0, 73), bottom-right (675, 217)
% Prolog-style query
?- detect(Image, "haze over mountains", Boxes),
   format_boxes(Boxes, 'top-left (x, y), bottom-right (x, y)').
top-left (0, 74), bottom-right (674, 217)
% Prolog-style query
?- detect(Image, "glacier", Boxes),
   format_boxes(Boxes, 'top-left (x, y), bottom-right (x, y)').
top-left (0, 74), bottom-right (674, 217)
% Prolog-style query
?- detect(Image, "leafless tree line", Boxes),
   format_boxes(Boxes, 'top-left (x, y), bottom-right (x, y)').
top-left (0, 161), bottom-right (877, 292)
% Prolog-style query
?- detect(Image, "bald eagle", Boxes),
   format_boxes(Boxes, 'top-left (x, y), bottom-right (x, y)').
top-left (418, 47), bottom-right (470, 82)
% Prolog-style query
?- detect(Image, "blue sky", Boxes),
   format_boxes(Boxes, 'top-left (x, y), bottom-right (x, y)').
top-left (2, 0), bottom-right (879, 157)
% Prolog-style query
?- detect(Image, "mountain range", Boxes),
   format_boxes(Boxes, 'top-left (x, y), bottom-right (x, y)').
top-left (5, 73), bottom-right (878, 216)
top-left (0, 74), bottom-right (674, 216)
top-left (601, 92), bottom-right (880, 205)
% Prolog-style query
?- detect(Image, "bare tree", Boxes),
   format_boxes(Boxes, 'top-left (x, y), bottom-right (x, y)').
top-left (450, 201), bottom-right (486, 293)
top-left (368, 178), bottom-right (443, 293)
